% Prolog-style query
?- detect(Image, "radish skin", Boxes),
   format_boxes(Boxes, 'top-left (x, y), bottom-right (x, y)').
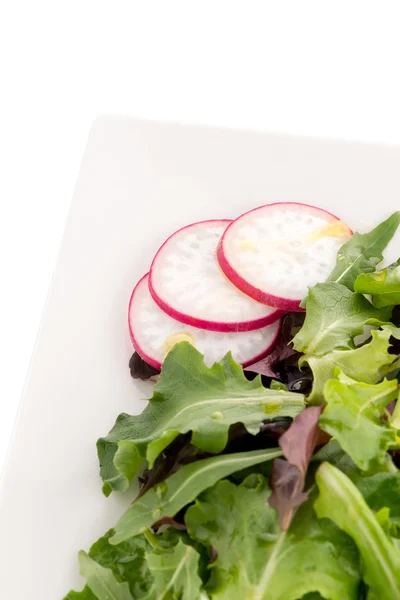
top-left (149, 220), bottom-right (282, 331)
top-left (218, 202), bottom-right (352, 311)
top-left (129, 274), bottom-right (281, 369)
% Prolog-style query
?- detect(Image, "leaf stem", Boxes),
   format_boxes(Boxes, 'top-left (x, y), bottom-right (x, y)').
top-left (143, 529), bottom-right (162, 548)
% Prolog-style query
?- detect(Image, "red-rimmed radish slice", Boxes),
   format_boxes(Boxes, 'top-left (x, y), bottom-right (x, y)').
top-left (149, 220), bottom-right (282, 332)
top-left (129, 274), bottom-right (281, 369)
top-left (217, 203), bottom-right (352, 311)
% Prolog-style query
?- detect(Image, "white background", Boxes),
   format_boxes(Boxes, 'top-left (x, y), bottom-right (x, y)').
top-left (1, 1), bottom-right (400, 473)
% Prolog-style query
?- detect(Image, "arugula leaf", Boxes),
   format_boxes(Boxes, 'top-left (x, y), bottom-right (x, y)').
top-left (319, 376), bottom-right (398, 470)
top-left (76, 551), bottom-right (134, 600)
top-left (110, 448), bottom-right (282, 544)
top-left (144, 539), bottom-right (203, 600)
top-left (292, 283), bottom-right (390, 356)
top-left (315, 462), bottom-right (400, 600)
top-left (327, 211), bottom-right (400, 290)
top-left (64, 531), bottom-right (151, 599)
top-left (355, 261), bottom-right (400, 308)
top-left (304, 328), bottom-right (399, 404)
top-left (185, 476), bottom-right (361, 600)
top-left (98, 343), bottom-right (304, 495)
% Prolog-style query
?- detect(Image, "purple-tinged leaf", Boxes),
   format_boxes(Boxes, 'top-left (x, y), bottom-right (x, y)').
top-left (279, 406), bottom-right (330, 475)
top-left (269, 406), bottom-right (330, 530)
top-left (268, 459), bottom-right (308, 530)
top-left (129, 352), bottom-right (160, 381)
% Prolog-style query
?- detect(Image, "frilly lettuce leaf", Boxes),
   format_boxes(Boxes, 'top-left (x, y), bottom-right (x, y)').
top-left (303, 328), bottom-right (399, 404)
top-left (98, 343), bottom-right (304, 495)
top-left (65, 528), bottom-right (205, 600)
top-left (319, 375), bottom-right (398, 470)
top-left (143, 539), bottom-right (203, 600)
top-left (185, 475), bottom-right (361, 600)
top-left (292, 283), bottom-right (391, 357)
top-left (315, 462), bottom-right (400, 600)
top-left (64, 530), bottom-right (151, 599)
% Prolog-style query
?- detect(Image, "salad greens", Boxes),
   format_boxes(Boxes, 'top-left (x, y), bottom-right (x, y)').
top-left (98, 344), bottom-right (304, 496)
top-left (144, 539), bottom-right (203, 600)
top-left (76, 552), bottom-right (134, 600)
top-left (356, 471), bottom-right (400, 537)
top-left (304, 328), bottom-right (399, 404)
top-left (327, 211), bottom-right (400, 290)
top-left (315, 463), bottom-right (400, 600)
top-left (110, 448), bottom-right (282, 543)
top-left (65, 531), bottom-right (151, 599)
top-left (268, 406), bottom-right (329, 529)
top-left (355, 260), bottom-right (400, 308)
top-left (292, 282), bottom-right (391, 356)
top-left (185, 476), bottom-right (361, 600)
top-left (66, 211), bottom-right (400, 600)
top-left (319, 375), bottom-right (398, 470)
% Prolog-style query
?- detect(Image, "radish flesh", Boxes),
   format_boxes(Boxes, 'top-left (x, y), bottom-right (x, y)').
top-left (129, 274), bottom-right (281, 369)
top-left (149, 220), bottom-right (282, 332)
top-left (218, 202), bottom-right (352, 311)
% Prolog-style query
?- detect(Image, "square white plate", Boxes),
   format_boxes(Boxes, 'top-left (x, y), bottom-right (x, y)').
top-left (2, 117), bottom-right (400, 599)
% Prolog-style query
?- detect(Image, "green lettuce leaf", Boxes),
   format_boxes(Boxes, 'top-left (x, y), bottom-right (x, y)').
top-left (327, 211), bottom-right (400, 290)
top-left (98, 343), bottom-right (304, 495)
top-left (143, 539), bottom-right (203, 600)
top-left (65, 530), bottom-right (205, 600)
top-left (64, 530), bottom-right (151, 599)
top-left (110, 448), bottom-right (282, 544)
top-left (76, 551), bottom-right (134, 600)
top-left (304, 328), bottom-right (399, 404)
top-left (315, 462), bottom-right (400, 600)
top-left (391, 391), bottom-right (400, 429)
top-left (319, 376), bottom-right (398, 470)
top-left (355, 261), bottom-right (400, 308)
top-left (185, 475), bottom-right (361, 600)
top-left (65, 588), bottom-right (97, 600)
top-left (292, 283), bottom-right (390, 356)
top-left (357, 472), bottom-right (400, 533)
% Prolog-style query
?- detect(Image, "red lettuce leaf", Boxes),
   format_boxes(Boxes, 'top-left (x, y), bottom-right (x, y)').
top-left (279, 406), bottom-right (330, 475)
top-left (246, 313), bottom-right (304, 377)
top-left (269, 406), bottom-right (330, 530)
top-left (129, 352), bottom-right (160, 381)
top-left (151, 516), bottom-right (187, 531)
top-left (245, 313), bottom-right (313, 393)
top-left (268, 459), bottom-right (308, 530)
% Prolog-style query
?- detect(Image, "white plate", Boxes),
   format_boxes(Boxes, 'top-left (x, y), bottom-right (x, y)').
top-left (2, 117), bottom-right (400, 599)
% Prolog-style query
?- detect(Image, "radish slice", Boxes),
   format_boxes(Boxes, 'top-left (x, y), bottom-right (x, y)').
top-left (217, 203), bottom-right (352, 311)
top-left (129, 274), bottom-right (281, 369)
top-left (149, 220), bottom-right (282, 332)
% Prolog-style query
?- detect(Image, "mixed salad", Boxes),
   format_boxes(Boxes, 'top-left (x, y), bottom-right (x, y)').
top-left (66, 203), bottom-right (400, 600)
